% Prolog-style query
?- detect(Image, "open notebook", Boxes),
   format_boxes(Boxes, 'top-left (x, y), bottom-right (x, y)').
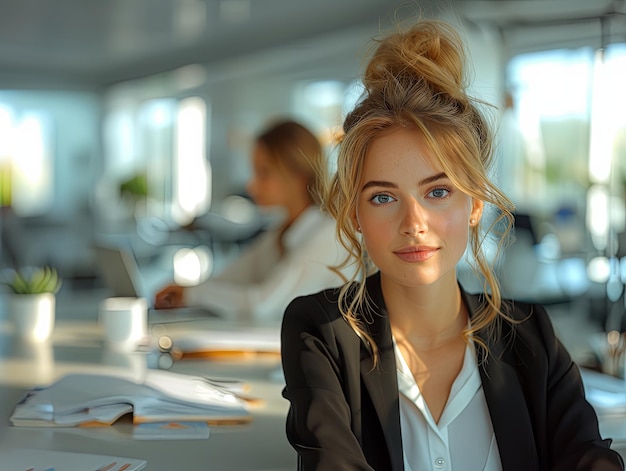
top-left (10, 369), bottom-right (252, 427)
top-left (92, 243), bottom-right (220, 323)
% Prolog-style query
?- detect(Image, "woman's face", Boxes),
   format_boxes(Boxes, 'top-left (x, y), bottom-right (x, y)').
top-left (355, 127), bottom-right (483, 289)
top-left (246, 143), bottom-right (305, 209)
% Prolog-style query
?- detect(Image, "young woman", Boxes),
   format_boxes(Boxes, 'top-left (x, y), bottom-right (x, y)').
top-left (154, 120), bottom-right (350, 322)
top-left (280, 20), bottom-right (624, 470)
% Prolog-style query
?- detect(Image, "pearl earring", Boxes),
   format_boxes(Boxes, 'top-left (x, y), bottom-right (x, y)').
top-left (470, 218), bottom-right (476, 225)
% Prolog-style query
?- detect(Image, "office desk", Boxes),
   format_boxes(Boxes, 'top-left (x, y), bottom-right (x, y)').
top-left (0, 315), bottom-right (296, 471)
top-left (2, 296), bottom-right (626, 469)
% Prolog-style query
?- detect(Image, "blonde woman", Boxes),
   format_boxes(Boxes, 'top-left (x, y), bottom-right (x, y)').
top-left (155, 120), bottom-right (349, 322)
top-left (280, 20), bottom-right (623, 470)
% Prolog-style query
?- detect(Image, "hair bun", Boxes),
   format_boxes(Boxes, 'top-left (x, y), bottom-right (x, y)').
top-left (363, 20), bottom-right (467, 103)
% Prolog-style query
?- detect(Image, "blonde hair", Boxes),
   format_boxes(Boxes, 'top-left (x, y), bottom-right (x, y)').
top-left (256, 120), bottom-right (326, 206)
top-left (323, 19), bottom-right (515, 363)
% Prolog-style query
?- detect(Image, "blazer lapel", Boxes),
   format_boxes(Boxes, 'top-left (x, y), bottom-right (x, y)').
top-left (357, 278), bottom-right (540, 471)
top-left (464, 292), bottom-right (539, 471)
top-left (360, 273), bottom-right (404, 471)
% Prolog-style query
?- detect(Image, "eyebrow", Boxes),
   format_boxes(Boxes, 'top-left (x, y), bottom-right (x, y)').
top-left (360, 172), bottom-right (448, 192)
top-left (419, 172), bottom-right (448, 186)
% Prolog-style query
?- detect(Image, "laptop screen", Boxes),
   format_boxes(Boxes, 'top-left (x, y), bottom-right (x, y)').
top-left (92, 244), bottom-right (142, 298)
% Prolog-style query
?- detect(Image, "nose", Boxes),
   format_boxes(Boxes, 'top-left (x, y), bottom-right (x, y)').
top-left (401, 199), bottom-right (427, 236)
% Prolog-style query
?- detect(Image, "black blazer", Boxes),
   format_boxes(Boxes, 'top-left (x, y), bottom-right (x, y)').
top-left (281, 272), bottom-right (624, 470)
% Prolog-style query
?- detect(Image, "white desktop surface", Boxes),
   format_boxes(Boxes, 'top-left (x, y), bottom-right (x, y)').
top-left (0, 298), bottom-right (296, 471)
top-left (1, 293), bottom-right (626, 469)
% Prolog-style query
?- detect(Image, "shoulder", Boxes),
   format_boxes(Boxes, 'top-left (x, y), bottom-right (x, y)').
top-left (281, 277), bottom-right (374, 337)
top-left (306, 209), bottom-right (337, 236)
top-left (283, 285), bottom-right (344, 325)
top-left (283, 208), bottom-right (337, 249)
top-left (282, 273), bottom-right (381, 339)
top-left (281, 284), bottom-right (363, 357)
top-left (464, 288), bottom-right (552, 329)
top-left (502, 299), bottom-right (553, 333)
top-left (463, 288), bottom-right (558, 352)
top-left (296, 207), bottom-right (334, 229)
top-left (496, 298), bottom-right (560, 356)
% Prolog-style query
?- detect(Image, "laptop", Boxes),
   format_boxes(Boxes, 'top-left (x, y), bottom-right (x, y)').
top-left (92, 243), bottom-right (220, 324)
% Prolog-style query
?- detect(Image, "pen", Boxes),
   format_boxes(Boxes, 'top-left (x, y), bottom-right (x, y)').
top-left (117, 464), bottom-right (131, 471)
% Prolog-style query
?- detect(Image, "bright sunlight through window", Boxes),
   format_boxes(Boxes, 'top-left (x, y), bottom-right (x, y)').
top-left (173, 97), bottom-right (211, 225)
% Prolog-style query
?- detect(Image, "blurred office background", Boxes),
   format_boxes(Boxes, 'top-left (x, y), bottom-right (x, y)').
top-left (0, 0), bottom-right (625, 365)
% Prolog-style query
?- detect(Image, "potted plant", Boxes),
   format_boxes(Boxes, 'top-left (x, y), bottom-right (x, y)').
top-left (2, 266), bottom-right (62, 342)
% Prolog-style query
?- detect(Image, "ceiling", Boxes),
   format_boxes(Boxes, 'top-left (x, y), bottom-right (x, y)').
top-left (0, 0), bottom-right (624, 89)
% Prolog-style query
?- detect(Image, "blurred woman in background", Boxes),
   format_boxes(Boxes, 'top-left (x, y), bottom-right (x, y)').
top-left (154, 119), bottom-right (350, 322)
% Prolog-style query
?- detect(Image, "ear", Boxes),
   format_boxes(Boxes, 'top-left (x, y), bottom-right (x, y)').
top-left (469, 199), bottom-right (484, 226)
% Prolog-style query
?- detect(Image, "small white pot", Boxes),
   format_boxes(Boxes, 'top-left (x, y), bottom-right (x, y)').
top-left (9, 293), bottom-right (56, 342)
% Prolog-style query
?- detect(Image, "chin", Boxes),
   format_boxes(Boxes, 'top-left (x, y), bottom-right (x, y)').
top-left (385, 267), bottom-right (449, 288)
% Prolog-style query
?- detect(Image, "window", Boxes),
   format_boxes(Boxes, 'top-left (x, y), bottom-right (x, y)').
top-left (0, 105), bottom-right (53, 216)
top-left (173, 96), bottom-right (211, 224)
top-left (502, 45), bottom-right (626, 254)
top-left (102, 93), bottom-right (210, 227)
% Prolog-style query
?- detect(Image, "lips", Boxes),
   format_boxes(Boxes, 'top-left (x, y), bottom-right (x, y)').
top-left (393, 246), bottom-right (439, 262)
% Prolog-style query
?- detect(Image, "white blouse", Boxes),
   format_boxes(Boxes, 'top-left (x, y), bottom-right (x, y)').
top-left (185, 207), bottom-right (350, 322)
top-left (395, 341), bottom-right (503, 471)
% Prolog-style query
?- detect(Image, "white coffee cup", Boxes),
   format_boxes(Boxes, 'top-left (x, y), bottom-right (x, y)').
top-left (99, 297), bottom-right (148, 352)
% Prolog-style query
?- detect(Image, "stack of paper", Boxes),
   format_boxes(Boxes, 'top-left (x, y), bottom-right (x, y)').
top-left (163, 326), bottom-right (281, 360)
top-left (10, 369), bottom-right (252, 427)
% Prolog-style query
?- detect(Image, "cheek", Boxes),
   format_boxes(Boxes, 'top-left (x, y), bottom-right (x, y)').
top-left (250, 177), bottom-right (278, 203)
top-left (438, 207), bottom-right (471, 245)
top-left (357, 201), bottom-right (391, 227)
top-left (262, 174), bottom-right (283, 191)
top-left (444, 208), bottom-right (468, 227)
top-left (282, 175), bottom-right (304, 196)
top-left (359, 217), bottom-right (393, 253)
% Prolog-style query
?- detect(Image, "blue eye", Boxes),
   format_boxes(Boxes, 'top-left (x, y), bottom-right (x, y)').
top-left (371, 193), bottom-right (396, 205)
top-left (429, 187), bottom-right (450, 199)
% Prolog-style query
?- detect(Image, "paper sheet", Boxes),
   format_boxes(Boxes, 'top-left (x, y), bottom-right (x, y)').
top-left (0, 448), bottom-right (147, 471)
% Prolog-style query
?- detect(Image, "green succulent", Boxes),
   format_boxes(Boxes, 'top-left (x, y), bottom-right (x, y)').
top-left (4, 266), bottom-right (62, 295)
